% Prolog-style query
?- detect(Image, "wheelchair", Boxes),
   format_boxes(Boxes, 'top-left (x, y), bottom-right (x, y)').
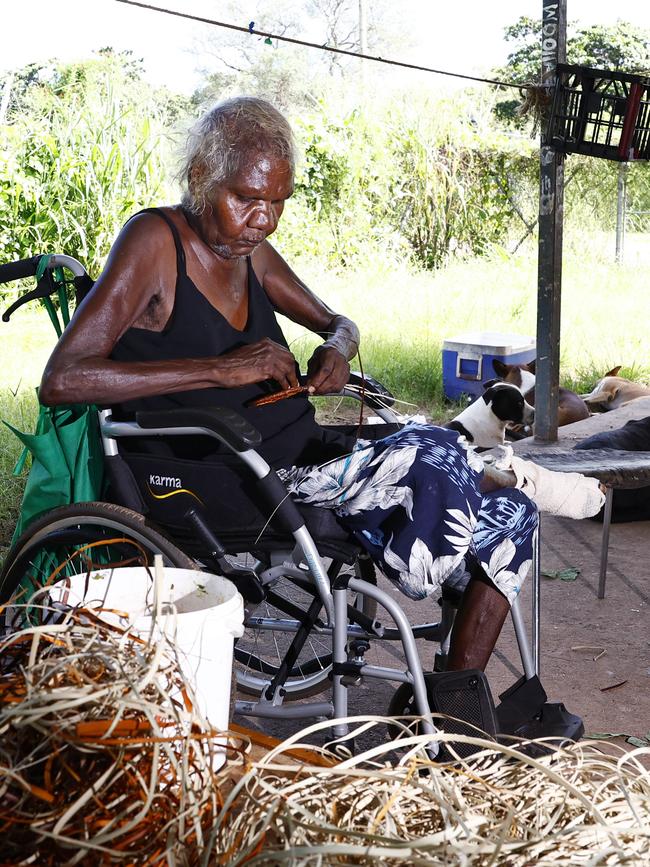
top-left (0, 253), bottom-right (543, 751)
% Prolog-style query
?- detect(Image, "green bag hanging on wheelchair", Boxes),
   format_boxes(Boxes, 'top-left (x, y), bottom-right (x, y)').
top-left (4, 400), bottom-right (104, 546)
top-left (0, 255), bottom-right (103, 548)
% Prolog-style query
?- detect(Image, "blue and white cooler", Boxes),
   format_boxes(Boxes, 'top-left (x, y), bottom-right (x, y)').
top-left (442, 331), bottom-right (536, 401)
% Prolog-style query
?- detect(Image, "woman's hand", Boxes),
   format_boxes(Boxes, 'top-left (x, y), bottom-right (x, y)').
top-left (216, 338), bottom-right (300, 390)
top-left (306, 345), bottom-right (350, 395)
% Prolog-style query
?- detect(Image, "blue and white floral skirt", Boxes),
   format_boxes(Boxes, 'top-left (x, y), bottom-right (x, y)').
top-left (279, 424), bottom-right (538, 605)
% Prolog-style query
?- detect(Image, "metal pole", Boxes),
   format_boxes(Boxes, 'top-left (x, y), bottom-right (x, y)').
top-left (597, 487), bottom-right (614, 599)
top-left (532, 518), bottom-right (541, 675)
top-left (535, 0), bottom-right (566, 443)
top-left (615, 162), bottom-right (628, 264)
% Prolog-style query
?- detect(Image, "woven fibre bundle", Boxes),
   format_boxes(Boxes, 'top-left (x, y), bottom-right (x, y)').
top-left (0, 609), bottom-right (246, 865)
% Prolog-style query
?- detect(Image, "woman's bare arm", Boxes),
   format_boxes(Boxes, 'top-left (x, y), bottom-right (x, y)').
top-left (252, 241), bottom-right (359, 393)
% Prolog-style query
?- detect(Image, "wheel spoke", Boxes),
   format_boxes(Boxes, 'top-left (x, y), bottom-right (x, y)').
top-left (234, 571), bottom-right (335, 699)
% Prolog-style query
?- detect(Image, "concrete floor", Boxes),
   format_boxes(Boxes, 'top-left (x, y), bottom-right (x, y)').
top-left (490, 512), bottom-right (650, 739)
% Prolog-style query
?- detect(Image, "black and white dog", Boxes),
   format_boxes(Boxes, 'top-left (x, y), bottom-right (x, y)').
top-left (446, 382), bottom-right (535, 449)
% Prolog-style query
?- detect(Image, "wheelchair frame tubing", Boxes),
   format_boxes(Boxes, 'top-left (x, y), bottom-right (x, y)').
top-left (510, 594), bottom-right (536, 679)
top-left (348, 577), bottom-right (437, 739)
top-left (332, 586), bottom-right (349, 737)
top-left (263, 591), bottom-right (326, 702)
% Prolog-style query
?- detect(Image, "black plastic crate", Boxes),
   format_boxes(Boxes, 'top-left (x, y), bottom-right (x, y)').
top-left (547, 63), bottom-right (650, 162)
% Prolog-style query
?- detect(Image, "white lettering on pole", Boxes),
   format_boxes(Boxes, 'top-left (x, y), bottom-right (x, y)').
top-left (542, 0), bottom-right (559, 77)
top-left (542, 2), bottom-right (558, 80)
top-left (541, 147), bottom-right (555, 166)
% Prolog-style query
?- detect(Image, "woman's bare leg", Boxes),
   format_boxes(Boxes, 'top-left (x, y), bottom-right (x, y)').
top-left (446, 568), bottom-right (510, 671)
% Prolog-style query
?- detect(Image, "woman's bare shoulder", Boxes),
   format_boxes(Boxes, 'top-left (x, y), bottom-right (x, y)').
top-left (111, 207), bottom-right (179, 258)
top-left (71, 207), bottom-right (181, 334)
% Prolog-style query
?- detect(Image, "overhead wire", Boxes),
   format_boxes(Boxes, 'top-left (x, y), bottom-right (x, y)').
top-left (114, 0), bottom-right (529, 92)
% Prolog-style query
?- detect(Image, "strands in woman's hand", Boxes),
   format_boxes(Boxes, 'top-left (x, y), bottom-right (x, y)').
top-left (214, 715), bottom-right (650, 866)
top-left (0, 607), bottom-right (248, 865)
top-left (251, 385), bottom-right (310, 406)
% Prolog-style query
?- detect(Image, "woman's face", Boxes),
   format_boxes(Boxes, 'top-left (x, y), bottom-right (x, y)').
top-left (197, 153), bottom-right (294, 260)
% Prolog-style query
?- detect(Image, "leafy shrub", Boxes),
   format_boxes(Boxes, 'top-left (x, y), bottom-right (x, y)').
top-left (277, 92), bottom-right (540, 271)
top-left (0, 52), bottom-right (186, 283)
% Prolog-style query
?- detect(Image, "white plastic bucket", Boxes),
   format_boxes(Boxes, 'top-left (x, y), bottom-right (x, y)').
top-left (49, 567), bottom-right (244, 768)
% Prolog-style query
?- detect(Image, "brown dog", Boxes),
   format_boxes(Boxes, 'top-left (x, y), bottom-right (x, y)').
top-left (492, 359), bottom-right (590, 427)
top-left (580, 366), bottom-right (650, 412)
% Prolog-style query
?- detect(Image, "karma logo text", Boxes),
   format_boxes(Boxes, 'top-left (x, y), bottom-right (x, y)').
top-left (149, 475), bottom-right (182, 488)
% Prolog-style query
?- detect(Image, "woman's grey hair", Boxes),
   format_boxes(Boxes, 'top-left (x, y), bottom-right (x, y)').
top-left (179, 96), bottom-right (296, 215)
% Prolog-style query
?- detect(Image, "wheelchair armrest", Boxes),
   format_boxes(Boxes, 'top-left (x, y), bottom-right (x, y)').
top-left (135, 407), bottom-right (262, 452)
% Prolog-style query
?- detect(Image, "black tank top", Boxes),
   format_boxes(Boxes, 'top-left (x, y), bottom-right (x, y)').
top-left (111, 208), bottom-right (354, 469)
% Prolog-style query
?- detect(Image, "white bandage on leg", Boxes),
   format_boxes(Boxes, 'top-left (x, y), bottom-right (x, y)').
top-left (493, 446), bottom-right (606, 519)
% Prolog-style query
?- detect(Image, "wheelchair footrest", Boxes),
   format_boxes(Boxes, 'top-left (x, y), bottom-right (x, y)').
top-left (495, 674), bottom-right (547, 733)
top-left (495, 674), bottom-right (584, 755)
top-left (387, 670), bottom-right (498, 761)
top-left (427, 669), bottom-right (498, 760)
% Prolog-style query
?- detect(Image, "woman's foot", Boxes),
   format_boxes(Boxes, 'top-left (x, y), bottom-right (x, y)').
top-left (492, 446), bottom-right (606, 518)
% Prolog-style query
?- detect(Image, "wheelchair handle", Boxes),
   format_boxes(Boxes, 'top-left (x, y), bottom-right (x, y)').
top-left (0, 254), bottom-right (43, 284)
top-left (0, 254), bottom-right (88, 285)
top-left (1, 254), bottom-right (92, 322)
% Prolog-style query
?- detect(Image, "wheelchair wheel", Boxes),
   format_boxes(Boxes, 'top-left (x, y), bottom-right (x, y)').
top-left (0, 502), bottom-right (196, 606)
top-left (234, 553), bottom-right (377, 701)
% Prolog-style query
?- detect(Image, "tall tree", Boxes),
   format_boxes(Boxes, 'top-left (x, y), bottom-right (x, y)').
top-left (191, 0), bottom-right (412, 112)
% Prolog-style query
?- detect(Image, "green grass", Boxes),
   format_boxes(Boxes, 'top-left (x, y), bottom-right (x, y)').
top-left (0, 391), bottom-right (39, 552)
top-left (1, 232), bottom-right (649, 552)
top-left (283, 230), bottom-right (650, 412)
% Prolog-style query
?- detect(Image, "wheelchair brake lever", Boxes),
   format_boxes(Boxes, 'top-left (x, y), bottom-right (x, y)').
top-left (184, 506), bottom-right (267, 604)
top-left (2, 274), bottom-right (57, 322)
top-left (347, 603), bottom-right (384, 637)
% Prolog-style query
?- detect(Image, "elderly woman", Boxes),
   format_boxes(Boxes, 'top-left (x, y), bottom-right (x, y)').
top-left (40, 96), bottom-right (539, 672)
